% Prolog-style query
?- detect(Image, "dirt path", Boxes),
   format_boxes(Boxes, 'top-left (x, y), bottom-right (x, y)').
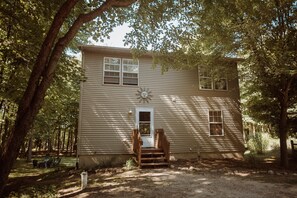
top-left (59, 167), bottom-right (297, 198)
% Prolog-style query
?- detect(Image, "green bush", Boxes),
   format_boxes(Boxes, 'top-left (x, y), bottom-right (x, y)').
top-left (247, 133), bottom-right (269, 154)
top-left (124, 158), bottom-right (136, 170)
top-left (244, 152), bottom-right (261, 168)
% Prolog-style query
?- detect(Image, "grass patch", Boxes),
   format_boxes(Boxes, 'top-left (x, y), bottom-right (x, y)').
top-left (243, 135), bottom-right (297, 169)
top-left (8, 184), bottom-right (57, 198)
top-left (9, 157), bottom-right (77, 178)
top-left (4, 157), bottom-right (79, 198)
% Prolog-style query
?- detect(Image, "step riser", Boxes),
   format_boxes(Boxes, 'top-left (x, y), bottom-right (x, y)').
top-left (136, 148), bottom-right (169, 168)
top-left (142, 158), bottom-right (164, 161)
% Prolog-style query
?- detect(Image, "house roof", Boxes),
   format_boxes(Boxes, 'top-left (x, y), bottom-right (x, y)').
top-left (79, 45), bottom-right (244, 62)
top-left (79, 45), bottom-right (153, 57)
top-left (79, 45), bottom-right (131, 53)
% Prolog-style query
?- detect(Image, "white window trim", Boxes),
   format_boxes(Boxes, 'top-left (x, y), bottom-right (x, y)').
top-left (208, 109), bottom-right (224, 136)
top-left (103, 57), bottom-right (139, 86)
top-left (103, 57), bottom-right (121, 85)
top-left (199, 76), bottom-right (213, 90)
top-left (214, 78), bottom-right (228, 91)
top-left (198, 67), bottom-right (228, 91)
top-left (122, 58), bottom-right (139, 86)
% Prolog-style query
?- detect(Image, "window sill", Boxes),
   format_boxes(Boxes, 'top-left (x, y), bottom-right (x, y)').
top-left (102, 83), bottom-right (139, 88)
top-left (199, 88), bottom-right (229, 92)
top-left (209, 135), bottom-right (224, 137)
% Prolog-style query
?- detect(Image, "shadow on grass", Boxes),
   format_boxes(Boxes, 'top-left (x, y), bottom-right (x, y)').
top-left (3, 157), bottom-right (79, 198)
top-left (4, 152), bottom-right (297, 197)
top-left (244, 147), bottom-right (297, 171)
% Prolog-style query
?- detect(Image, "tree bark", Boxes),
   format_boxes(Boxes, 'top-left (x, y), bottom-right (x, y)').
top-left (57, 126), bottom-right (61, 157)
top-left (279, 97), bottom-right (288, 168)
top-left (0, 0), bottom-right (136, 195)
top-left (47, 132), bottom-right (53, 154)
top-left (26, 137), bottom-right (33, 162)
top-left (20, 141), bottom-right (27, 158)
top-left (73, 119), bottom-right (79, 155)
top-left (278, 76), bottom-right (293, 168)
top-left (66, 128), bottom-right (71, 156)
top-left (0, 100), bottom-right (5, 142)
top-left (69, 127), bottom-right (74, 155)
top-left (61, 127), bottom-right (66, 152)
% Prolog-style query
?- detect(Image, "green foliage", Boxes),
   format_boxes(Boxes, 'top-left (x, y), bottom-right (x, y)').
top-left (0, 0), bottom-right (91, 152)
top-left (124, 158), bottom-right (136, 170)
top-left (244, 152), bottom-right (261, 168)
top-left (7, 158), bottom-right (77, 197)
top-left (248, 133), bottom-right (270, 154)
top-left (127, 0), bottom-right (297, 137)
top-left (130, 3), bottom-right (295, 97)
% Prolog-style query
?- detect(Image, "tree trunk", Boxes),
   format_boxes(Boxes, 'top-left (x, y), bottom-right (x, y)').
top-left (73, 120), bottom-right (78, 155)
top-left (0, 0), bottom-right (78, 192)
top-left (57, 126), bottom-right (61, 157)
top-left (0, 100), bottom-right (5, 142)
top-left (20, 141), bottom-right (27, 158)
top-left (0, 0), bottom-right (136, 195)
top-left (279, 81), bottom-right (290, 168)
top-left (69, 128), bottom-right (74, 155)
top-left (279, 104), bottom-right (288, 168)
top-left (66, 128), bottom-right (71, 156)
top-left (26, 137), bottom-right (33, 162)
top-left (1, 118), bottom-right (10, 149)
top-left (61, 127), bottom-right (66, 153)
top-left (0, 109), bottom-right (37, 195)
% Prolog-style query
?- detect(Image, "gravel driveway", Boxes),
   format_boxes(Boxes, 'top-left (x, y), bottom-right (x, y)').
top-left (59, 166), bottom-right (297, 198)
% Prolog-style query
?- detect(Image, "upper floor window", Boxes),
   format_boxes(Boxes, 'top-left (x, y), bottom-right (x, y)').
top-left (103, 57), bottom-right (139, 86)
top-left (122, 59), bottom-right (139, 85)
top-left (104, 57), bottom-right (121, 84)
top-left (199, 66), bottom-right (227, 90)
top-left (209, 110), bottom-right (224, 136)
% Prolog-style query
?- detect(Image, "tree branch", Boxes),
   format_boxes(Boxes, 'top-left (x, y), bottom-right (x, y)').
top-left (18, 0), bottom-right (79, 118)
top-left (44, 0), bottom-right (136, 77)
top-left (30, 0), bottom-right (136, 118)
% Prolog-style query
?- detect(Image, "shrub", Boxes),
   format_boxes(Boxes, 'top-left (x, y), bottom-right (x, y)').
top-left (245, 152), bottom-right (261, 168)
top-left (124, 158), bottom-right (136, 170)
top-left (247, 133), bottom-right (269, 154)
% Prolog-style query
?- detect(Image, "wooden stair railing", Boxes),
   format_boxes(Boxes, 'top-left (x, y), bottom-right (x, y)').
top-left (155, 129), bottom-right (170, 164)
top-left (131, 129), bottom-right (142, 167)
top-left (132, 128), bottom-right (170, 168)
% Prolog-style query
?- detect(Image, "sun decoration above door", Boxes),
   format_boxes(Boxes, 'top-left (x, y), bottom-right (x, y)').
top-left (136, 87), bottom-right (153, 103)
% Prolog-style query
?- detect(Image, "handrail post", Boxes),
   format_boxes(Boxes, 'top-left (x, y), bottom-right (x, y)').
top-left (138, 131), bottom-right (142, 167)
top-left (131, 129), bottom-right (143, 167)
top-left (155, 128), bottom-right (170, 163)
top-left (155, 129), bottom-right (164, 149)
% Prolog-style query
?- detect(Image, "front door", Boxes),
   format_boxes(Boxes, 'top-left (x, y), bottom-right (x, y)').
top-left (136, 107), bottom-right (154, 147)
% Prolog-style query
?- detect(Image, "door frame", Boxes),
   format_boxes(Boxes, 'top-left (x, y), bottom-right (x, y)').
top-left (135, 107), bottom-right (154, 147)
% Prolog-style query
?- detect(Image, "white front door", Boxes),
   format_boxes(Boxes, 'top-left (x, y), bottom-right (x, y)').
top-left (136, 107), bottom-right (154, 147)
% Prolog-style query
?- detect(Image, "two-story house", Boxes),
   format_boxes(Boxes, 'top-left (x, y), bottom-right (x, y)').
top-left (78, 45), bottom-right (244, 168)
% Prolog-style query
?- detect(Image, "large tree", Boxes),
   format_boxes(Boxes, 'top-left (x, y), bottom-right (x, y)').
top-left (0, 0), bottom-right (137, 194)
top-left (126, 0), bottom-right (297, 167)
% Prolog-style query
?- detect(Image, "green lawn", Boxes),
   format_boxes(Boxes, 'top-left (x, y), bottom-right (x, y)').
top-left (5, 157), bottom-right (79, 198)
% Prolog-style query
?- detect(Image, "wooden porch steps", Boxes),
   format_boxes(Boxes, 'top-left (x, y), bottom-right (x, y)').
top-left (139, 148), bottom-right (169, 168)
top-left (132, 129), bottom-right (170, 169)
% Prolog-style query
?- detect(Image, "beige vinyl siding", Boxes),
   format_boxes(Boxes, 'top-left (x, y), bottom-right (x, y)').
top-left (78, 47), bottom-right (244, 156)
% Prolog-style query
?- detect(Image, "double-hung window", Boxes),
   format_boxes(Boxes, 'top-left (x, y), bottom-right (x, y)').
top-left (104, 57), bottom-right (121, 85)
top-left (199, 67), bottom-right (213, 90)
top-left (122, 59), bottom-right (139, 85)
top-left (103, 57), bottom-right (139, 86)
top-left (209, 110), bottom-right (224, 136)
top-left (199, 66), bottom-right (227, 90)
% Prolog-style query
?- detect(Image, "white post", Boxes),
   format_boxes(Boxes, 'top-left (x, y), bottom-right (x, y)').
top-left (81, 171), bottom-right (88, 190)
